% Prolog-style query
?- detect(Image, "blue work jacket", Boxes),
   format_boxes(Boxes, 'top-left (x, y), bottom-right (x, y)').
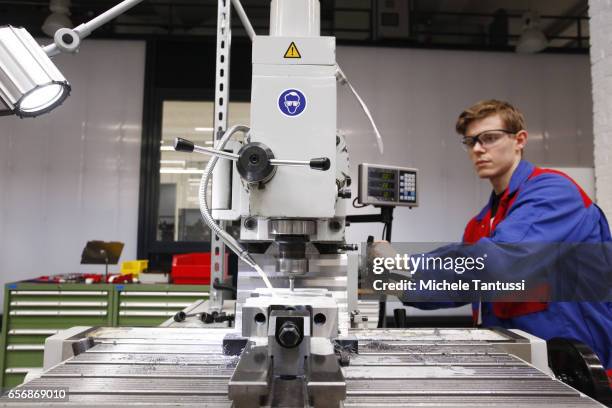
top-left (462, 160), bottom-right (612, 371)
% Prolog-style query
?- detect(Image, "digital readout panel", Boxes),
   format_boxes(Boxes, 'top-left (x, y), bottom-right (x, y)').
top-left (358, 164), bottom-right (418, 207)
top-left (367, 168), bottom-right (397, 201)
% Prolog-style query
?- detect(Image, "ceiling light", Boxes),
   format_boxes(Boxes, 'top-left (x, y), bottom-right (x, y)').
top-left (160, 160), bottom-right (186, 165)
top-left (42, 14), bottom-right (73, 38)
top-left (516, 11), bottom-right (548, 54)
top-left (0, 26), bottom-right (71, 117)
top-left (160, 168), bottom-right (205, 174)
top-left (42, 0), bottom-right (73, 37)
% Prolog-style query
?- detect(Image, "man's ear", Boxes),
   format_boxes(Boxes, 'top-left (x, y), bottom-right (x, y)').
top-left (515, 130), bottom-right (528, 151)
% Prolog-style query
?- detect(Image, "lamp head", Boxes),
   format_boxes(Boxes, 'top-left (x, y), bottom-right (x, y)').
top-left (0, 25), bottom-right (71, 118)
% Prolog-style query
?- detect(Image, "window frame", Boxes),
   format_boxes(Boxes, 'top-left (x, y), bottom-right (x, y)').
top-left (137, 88), bottom-right (251, 268)
top-left (138, 88), bottom-right (216, 265)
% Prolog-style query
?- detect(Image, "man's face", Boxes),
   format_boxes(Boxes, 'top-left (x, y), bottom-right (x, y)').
top-left (464, 114), bottom-right (525, 180)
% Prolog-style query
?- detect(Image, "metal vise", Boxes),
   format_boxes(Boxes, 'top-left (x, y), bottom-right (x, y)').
top-left (228, 290), bottom-right (346, 407)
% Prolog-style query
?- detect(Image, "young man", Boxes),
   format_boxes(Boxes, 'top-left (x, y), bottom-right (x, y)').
top-left (456, 100), bottom-right (611, 379)
top-left (376, 100), bottom-right (612, 380)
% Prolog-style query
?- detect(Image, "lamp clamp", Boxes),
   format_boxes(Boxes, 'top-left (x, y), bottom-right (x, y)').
top-left (53, 28), bottom-right (81, 54)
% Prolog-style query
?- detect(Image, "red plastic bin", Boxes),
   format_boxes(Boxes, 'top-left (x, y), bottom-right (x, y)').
top-left (171, 252), bottom-right (212, 285)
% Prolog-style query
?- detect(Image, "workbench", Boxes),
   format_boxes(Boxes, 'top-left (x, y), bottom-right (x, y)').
top-left (0, 282), bottom-right (209, 388)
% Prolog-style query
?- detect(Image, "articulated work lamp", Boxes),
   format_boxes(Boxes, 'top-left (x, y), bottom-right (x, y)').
top-left (0, 0), bottom-right (144, 118)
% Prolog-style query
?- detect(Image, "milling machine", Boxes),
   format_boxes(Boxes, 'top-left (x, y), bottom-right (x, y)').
top-left (0, 0), bottom-right (610, 407)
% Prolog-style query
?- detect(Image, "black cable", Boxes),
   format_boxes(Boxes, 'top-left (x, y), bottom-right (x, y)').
top-left (377, 301), bottom-right (386, 328)
top-left (213, 278), bottom-right (237, 296)
top-left (377, 226), bottom-right (387, 327)
top-left (352, 197), bottom-right (367, 208)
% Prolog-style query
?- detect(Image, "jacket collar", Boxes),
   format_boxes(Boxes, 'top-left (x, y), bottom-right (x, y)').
top-left (507, 160), bottom-right (534, 195)
top-left (476, 160), bottom-right (534, 220)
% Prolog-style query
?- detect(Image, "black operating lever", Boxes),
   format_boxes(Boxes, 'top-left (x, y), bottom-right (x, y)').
top-left (309, 158), bottom-right (331, 171)
top-left (174, 137), bottom-right (194, 152)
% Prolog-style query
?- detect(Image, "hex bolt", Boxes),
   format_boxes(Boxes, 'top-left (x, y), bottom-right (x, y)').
top-left (277, 321), bottom-right (302, 348)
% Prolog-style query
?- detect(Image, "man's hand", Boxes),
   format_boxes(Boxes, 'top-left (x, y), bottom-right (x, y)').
top-left (367, 240), bottom-right (398, 261)
top-left (366, 241), bottom-right (412, 304)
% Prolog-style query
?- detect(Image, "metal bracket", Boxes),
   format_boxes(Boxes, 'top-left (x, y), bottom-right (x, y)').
top-left (209, 0), bottom-right (232, 311)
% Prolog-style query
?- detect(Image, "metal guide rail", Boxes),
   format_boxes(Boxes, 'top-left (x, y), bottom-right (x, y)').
top-left (0, 327), bottom-right (603, 408)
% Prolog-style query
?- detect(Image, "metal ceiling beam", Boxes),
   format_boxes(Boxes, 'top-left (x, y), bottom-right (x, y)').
top-left (542, 0), bottom-right (588, 38)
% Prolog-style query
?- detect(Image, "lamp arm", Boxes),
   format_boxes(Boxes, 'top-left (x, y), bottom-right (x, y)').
top-left (41, 0), bottom-right (255, 57)
top-left (230, 0), bottom-right (256, 41)
top-left (43, 0), bottom-right (145, 57)
top-left (74, 0), bottom-right (145, 38)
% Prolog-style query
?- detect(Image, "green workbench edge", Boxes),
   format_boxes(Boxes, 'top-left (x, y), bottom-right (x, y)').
top-left (0, 281), bottom-right (210, 389)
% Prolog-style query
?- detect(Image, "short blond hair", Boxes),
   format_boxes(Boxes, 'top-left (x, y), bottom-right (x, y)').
top-left (455, 99), bottom-right (526, 136)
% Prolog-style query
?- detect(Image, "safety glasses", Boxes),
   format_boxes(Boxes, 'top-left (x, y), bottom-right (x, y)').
top-left (461, 129), bottom-right (516, 151)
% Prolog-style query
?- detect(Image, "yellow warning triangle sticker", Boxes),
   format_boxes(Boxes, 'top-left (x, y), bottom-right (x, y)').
top-left (284, 42), bottom-right (302, 59)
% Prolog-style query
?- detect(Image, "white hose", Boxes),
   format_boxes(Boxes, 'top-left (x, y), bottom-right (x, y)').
top-left (199, 125), bottom-right (275, 291)
top-left (199, 125), bottom-right (252, 264)
top-left (336, 65), bottom-right (385, 155)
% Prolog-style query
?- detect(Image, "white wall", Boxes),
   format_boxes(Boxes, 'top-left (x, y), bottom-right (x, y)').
top-left (589, 0), bottom-right (612, 217)
top-left (338, 46), bottom-right (594, 244)
top-left (0, 40), bottom-right (145, 308)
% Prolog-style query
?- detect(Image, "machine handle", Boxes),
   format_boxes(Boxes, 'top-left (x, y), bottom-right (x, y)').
top-left (173, 137), bottom-right (240, 160)
top-left (176, 137), bottom-right (331, 172)
top-left (174, 137), bottom-right (195, 152)
top-left (309, 158), bottom-right (331, 171)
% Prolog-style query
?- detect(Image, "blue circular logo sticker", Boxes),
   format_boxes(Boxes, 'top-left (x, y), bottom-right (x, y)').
top-left (278, 89), bottom-right (306, 117)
